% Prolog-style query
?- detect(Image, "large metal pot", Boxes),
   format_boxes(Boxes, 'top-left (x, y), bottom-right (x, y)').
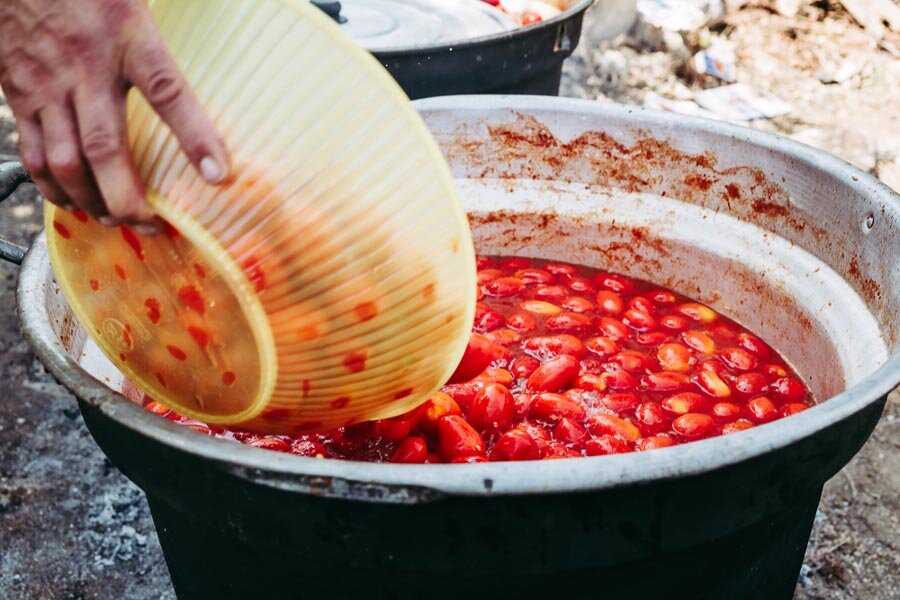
top-left (346, 0), bottom-right (598, 98)
top-left (2, 96), bottom-right (898, 599)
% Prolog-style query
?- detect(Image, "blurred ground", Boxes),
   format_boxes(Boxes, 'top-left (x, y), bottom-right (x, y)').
top-left (0, 1), bottom-right (897, 598)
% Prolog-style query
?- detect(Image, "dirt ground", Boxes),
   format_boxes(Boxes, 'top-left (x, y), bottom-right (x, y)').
top-left (0, 2), bottom-right (897, 599)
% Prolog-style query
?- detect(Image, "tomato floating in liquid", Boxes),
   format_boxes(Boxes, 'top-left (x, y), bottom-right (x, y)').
top-left (142, 256), bottom-right (813, 462)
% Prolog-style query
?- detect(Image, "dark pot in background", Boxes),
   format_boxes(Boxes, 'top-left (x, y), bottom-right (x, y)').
top-left (374, 3), bottom-right (592, 98)
top-left (3, 97), bottom-right (898, 599)
top-left (320, 0), bottom-right (597, 98)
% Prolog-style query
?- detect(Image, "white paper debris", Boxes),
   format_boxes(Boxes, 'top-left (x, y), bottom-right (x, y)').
top-left (636, 0), bottom-right (708, 32)
top-left (693, 83), bottom-right (792, 120)
top-left (643, 91), bottom-right (735, 121)
top-left (690, 38), bottom-right (737, 81)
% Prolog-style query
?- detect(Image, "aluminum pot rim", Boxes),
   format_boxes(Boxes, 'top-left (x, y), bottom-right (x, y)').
top-left (370, 0), bottom-right (594, 55)
top-left (17, 96), bottom-right (900, 498)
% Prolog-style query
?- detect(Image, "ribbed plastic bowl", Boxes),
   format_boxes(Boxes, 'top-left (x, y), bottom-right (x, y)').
top-left (44, 0), bottom-right (476, 433)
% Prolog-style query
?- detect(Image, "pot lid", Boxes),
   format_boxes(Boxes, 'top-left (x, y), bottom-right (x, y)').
top-left (322, 0), bottom-right (518, 50)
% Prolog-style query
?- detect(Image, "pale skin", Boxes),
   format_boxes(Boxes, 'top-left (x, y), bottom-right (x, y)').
top-left (0, 0), bottom-right (229, 234)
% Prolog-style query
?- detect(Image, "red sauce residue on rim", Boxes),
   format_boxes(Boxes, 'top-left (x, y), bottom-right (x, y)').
top-left (684, 174), bottom-right (714, 191)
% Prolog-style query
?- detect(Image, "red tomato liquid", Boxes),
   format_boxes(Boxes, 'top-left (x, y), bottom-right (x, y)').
top-left (141, 256), bottom-right (813, 462)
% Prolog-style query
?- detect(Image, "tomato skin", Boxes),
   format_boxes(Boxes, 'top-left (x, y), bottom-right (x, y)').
top-left (526, 355), bottom-right (580, 392)
top-left (376, 406), bottom-right (422, 442)
top-left (491, 428), bottom-right (540, 461)
top-left (529, 393), bottom-right (587, 422)
top-left (437, 415), bottom-right (485, 461)
top-left (585, 435), bottom-right (633, 456)
top-left (390, 437), bottom-right (428, 464)
top-left (467, 383), bottom-right (516, 433)
top-left (448, 333), bottom-right (497, 383)
top-left (521, 11), bottom-right (542, 26)
top-left (418, 393), bottom-right (462, 436)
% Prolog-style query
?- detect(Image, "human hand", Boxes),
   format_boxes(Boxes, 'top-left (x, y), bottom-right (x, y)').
top-left (0, 0), bottom-right (229, 234)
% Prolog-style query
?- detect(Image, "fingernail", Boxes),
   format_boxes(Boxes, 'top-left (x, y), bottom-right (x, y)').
top-left (200, 156), bottom-right (225, 184)
top-left (135, 223), bottom-right (160, 236)
top-left (98, 217), bottom-right (117, 227)
top-left (62, 204), bottom-right (78, 212)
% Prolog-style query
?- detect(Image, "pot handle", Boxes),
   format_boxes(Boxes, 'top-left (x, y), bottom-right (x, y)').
top-left (0, 161), bottom-right (32, 266)
top-left (553, 20), bottom-right (574, 54)
top-left (310, 1), bottom-right (347, 24)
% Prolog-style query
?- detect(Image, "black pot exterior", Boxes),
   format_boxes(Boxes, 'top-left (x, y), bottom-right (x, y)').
top-left (373, 9), bottom-right (588, 99)
top-left (77, 394), bottom-right (886, 600)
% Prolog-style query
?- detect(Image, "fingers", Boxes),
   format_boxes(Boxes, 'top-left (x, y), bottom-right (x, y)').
top-left (123, 19), bottom-right (229, 185)
top-left (71, 84), bottom-right (157, 232)
top-left (39, 103), bottom-right (105, 216)
top-left (15, 116), bottom-right (70, 208)
top-left (101, 24), bottom-right (230, 230)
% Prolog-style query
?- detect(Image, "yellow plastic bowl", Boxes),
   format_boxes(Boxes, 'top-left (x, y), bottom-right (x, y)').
top-left (45, 0), bottom-right (476, 433)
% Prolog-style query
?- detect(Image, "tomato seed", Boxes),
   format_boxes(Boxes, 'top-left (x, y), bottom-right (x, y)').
top-left (53, 221), bottom-right (72, 239)
top-left (167, 345), bottom-right (187, 361)
top-left (342, 350), bottom-right (368, 373)
top-left (354, 301), bottom-right (378, 322)
top-left (120, 227), bottom-right (145, 261)
top-left (187, 326), bottom-right (210, 348)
